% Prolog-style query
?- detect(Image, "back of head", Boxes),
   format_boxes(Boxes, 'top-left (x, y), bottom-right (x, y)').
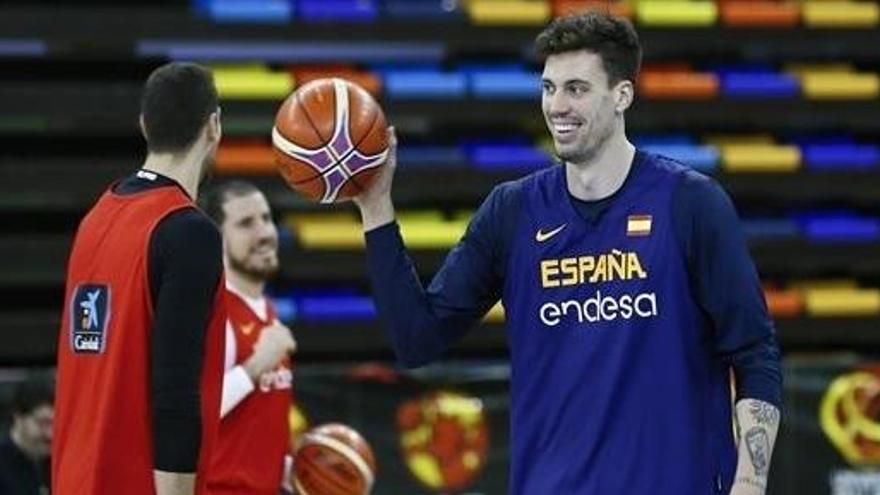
top-left (534, 11), bottom-right (642, 86)
top-left (140, 62), bottom-right (218, 153)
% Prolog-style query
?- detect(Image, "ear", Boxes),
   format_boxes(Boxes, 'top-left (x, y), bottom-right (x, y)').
top-left (138, 115), bottom-right (148, 141)
top-left (207, 109), bottom-right (222, 143)
top-left (613, 80), bottom-right (635, 114)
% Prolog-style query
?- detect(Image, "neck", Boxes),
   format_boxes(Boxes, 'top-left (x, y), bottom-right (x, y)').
top-left (226, 269), bottom-right (265, 300)
top-left (10, 426), bottom-right (38, 462)
top-left (141, 150), bottom-right (204, 200)
top-left (565, 130), bottom-right (635, 201)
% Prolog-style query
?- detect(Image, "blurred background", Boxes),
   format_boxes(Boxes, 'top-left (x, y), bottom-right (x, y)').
top-left (0, 0), bottom-right (879, 493)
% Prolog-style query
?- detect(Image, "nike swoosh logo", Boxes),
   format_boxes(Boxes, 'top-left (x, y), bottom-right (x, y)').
top-left (535, 224), bottom-right (567, 242)
top-left (241, 323), bottom-right (256, 335)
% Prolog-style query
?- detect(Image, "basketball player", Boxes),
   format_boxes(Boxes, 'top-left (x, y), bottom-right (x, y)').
top-left (53, 62), bottom-right (226, 495)
top-left (202, 181), bottom-right (297, 495)
top-left (354, 12), bottom-right (782, 495)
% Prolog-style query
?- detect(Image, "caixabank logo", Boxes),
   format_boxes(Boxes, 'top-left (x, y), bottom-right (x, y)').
top-left (820, 366), bottom-right (880, 465)
top-left (69, 283), bottom-right (110, 354)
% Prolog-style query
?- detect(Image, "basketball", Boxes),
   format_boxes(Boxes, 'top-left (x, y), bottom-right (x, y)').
top-left (292, 423), bottom-right (377, 495)
top-left (272, 78), bottom-right (389, 204)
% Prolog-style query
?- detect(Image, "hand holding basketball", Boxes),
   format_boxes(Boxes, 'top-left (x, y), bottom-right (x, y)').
top-left (353, 126), bottom-right (397, 231)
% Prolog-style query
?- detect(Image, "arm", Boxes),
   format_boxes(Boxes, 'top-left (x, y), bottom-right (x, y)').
top-left (153, 472), bottom-right (195, 495)
top-left (221, 321), bottom-right (295, 418)
top-left (149, 209), bottom-right (224, 495)
top-left (672, 172), bottom-right (783, 494)
top-left (731, 399), bottom-right (780, 494)
top-left (219, 321), bottom-right (254, 417)
top-left (281, 454), bottom-right (294, 493)
top-left (355, 128), bottom-right (515, 367)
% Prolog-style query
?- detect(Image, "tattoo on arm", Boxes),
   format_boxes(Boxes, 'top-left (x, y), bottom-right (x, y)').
top-left (735, 476), bottom-right (766, 490)
top-left (745, 427), bottom-right (770, 476)
top-left (748, 402), bottom-right (780, 427)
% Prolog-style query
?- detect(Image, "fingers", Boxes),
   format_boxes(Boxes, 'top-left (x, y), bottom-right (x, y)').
top-left (387, 125), bottom-right (397, 150)
top-left (269, 320), bottom-right (296, 352)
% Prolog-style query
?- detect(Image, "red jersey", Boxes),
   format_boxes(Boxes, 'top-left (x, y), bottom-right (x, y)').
top-left (53, 184), bottom-right (226, 495)
top-left (208, 287), bottom-right (293, 495)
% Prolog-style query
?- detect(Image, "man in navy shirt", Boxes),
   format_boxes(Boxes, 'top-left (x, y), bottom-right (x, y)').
top-left (355, 12), bottom-right (781, 495)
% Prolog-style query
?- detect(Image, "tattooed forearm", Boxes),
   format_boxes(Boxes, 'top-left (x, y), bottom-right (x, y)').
top-left (733, 400), bottom-right (779, 491)
top-left (735, 476), bottom-right (766, 490)
top-left (745, 427), bottom-right (770, 476)
top-left (748, 401), bottom-right (780, 427)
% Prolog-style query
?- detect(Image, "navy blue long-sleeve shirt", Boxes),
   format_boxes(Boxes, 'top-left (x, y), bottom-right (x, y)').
top-left (365, 151), bottom-right (782, 494)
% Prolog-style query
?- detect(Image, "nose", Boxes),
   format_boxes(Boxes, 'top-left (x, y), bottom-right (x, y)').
top-left (546, 91), bottom-right (571, 117)
top-left (258, 219), bottom-right (278, 243)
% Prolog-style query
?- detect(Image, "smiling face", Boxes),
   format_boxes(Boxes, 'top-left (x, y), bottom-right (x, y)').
top-left (220, 191), bottom-right (279, 282)
top-left (541, 50), bottom-right (633, 165)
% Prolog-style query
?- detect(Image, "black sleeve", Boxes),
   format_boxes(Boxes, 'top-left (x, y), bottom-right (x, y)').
top-left (149, 208), bottom-right (223, 472)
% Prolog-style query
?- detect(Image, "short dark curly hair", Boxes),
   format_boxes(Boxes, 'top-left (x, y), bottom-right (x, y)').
top-left (534, 11), bottom-right (642, 86)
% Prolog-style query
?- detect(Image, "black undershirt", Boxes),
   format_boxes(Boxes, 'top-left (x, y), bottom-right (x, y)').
top-left (114, 172), bottom-right (223, 472)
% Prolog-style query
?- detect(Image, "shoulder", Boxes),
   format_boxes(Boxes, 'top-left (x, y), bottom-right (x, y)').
top-left (151, 207), bottom-right (223, 269)
top-left (0, 435), bottom-right (21, 464)
top-left (639, 150), bottom-right (703, 183)
top-left (154, 207), bottom-right (221, 247)
top-left (489, 175), bottom-right (528, 205)
top-left (488, 165), bottom-right (560, 205)
top-left (515, 164), bottom-right (561, 188)
top-left (637, 150), bottom-right (728, 203)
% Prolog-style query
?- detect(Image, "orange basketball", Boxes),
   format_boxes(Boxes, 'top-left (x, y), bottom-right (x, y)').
top-left (292, 423), bottom-right (377, 495)
top-left (272, 78), bottom-right (389, 204)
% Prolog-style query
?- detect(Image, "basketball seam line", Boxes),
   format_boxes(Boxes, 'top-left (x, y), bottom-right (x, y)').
top-left (296, 451), bottom-right (358, 495)
top-left (317, 82), bottom-right (382, 181)
top-left (319, 78), bottom-right (354, 203)
top-left (295, 90), bottom-right (331, 145)
top-left (345, 105), bottom-right (384, 193)
top-left (272, 128), bottom-right (324, 185)
top-left (302, 432), bottom-right (375, 488)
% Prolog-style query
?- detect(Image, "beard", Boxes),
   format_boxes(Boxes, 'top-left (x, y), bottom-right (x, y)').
top-left (556, 123), bottom-right (613, 165)
top-left (227, 250), bottom-right (279, 283)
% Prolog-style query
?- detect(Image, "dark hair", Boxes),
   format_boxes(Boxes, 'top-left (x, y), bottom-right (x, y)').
top-left (12, 373), bottom-right (54, 416)
top-left (140, 62), bottom-right (218, 153)
top-left (200, 180), bottom-right (262, 225)
top-left (534, 11), bottom-right (642, 86)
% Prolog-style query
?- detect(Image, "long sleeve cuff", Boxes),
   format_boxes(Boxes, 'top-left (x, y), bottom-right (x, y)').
top-left (732, 336), bottom-right (783, 409)
top-left (220, 365), bottom-right (255, 418)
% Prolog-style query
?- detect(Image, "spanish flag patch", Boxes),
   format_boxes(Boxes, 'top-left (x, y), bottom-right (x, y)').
top-left (627, 215), bottom-right (652, 236)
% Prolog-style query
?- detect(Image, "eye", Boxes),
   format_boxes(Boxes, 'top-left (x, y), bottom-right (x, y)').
top-left (567, 84), bottom-right (589, 96)
top-left (542, 81), bottom-right (555, 94)
top-left (239, 217), bottom-right (254, 228)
